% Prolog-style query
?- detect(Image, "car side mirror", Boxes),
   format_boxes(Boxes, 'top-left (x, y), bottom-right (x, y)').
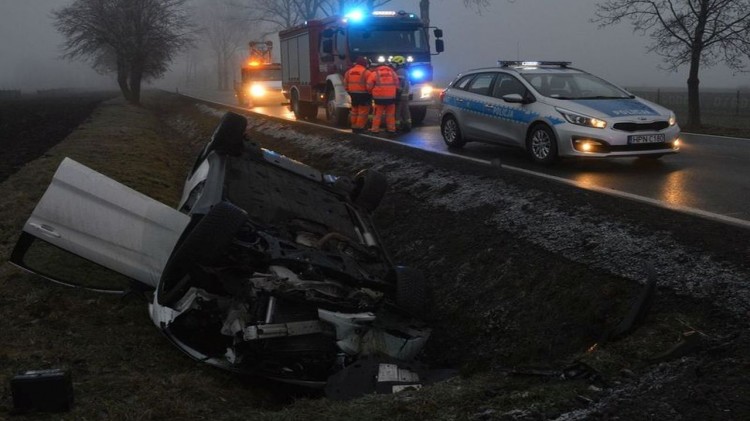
top-left (502, 93), bottom-right (525, 103)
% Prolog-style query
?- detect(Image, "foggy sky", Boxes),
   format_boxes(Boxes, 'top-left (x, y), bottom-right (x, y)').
top-left (1, 0), bottom-right (748, 92)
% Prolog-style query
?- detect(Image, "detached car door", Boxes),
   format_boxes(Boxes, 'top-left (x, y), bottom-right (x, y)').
top-left (11, 158), bottom-right (190, 291)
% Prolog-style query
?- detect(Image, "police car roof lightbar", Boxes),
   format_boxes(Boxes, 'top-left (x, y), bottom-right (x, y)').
top-left (497, 60), bottom-right (572, 67)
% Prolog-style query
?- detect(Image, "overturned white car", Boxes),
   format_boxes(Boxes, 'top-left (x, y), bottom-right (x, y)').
top-left (11, 112), bottom-right (441, 399)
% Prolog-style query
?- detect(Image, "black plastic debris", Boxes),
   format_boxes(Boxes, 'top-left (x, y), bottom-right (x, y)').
top-left (603, 265), bottom-right (658, 342)
top-left (11, 368), bottom-right (73, 413)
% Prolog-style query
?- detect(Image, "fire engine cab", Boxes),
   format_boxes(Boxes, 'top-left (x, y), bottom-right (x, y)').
top-left (279, 10), bottom-right (444, 127)
top-left (235, 41), bottom-right (285, 107)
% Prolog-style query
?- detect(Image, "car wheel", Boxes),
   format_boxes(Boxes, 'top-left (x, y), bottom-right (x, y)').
top-left (326, 89), bottom-right (349, 127)
top-left (410, 106), bottom-right (428, 125)
top-left (157, 201), bottom-right (248, 307)
top-left (394, 266), bottom-right (429, 319)
top-left (441, 115), bottom-right (466, 148)
top-left (350, 169), bottom-right (387, 212)
top-left (211, 112), bottom-right (247, 156)
top-left (291, 90), bottom-right (303, 119)
top-left (526, 124), bottom-right (559, 165)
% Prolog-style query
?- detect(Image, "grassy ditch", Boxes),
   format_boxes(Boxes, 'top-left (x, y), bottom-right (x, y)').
top-left (0, 91), bottom-right (747, 420)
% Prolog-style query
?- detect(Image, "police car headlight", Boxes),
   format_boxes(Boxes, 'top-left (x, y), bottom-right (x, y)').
top-left (250, 84), bottom-right (266, 97)
top-left (556, 108), bottom-right (607, 129)
top-left (669, 112), bottom-right (677, 126)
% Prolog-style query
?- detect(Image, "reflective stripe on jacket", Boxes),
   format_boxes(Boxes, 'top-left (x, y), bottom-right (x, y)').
top-left (366, 66), bottom-right (399, 100)
top-left (344, 64), bottom-right (370, 94)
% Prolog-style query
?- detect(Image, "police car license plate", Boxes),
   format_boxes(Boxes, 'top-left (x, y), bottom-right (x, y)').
top-left (628, 134), bottom-right (665, 144)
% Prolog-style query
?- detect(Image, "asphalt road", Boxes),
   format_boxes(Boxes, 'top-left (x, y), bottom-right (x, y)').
top-left (180, 89), bottom-right (750, 227)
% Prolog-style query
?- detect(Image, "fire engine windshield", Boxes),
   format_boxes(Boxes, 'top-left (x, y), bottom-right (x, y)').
top-left (242, 68), bottom-right (281, 81)
top-left (348, 27), bottom-right (429, 53)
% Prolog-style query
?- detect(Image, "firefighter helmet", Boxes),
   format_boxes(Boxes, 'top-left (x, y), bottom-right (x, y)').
top-left (391, 56), bottom-right (406, 66)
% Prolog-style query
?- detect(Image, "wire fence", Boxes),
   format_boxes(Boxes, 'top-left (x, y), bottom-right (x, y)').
top-left (628, 88), bottom-right (750, 130)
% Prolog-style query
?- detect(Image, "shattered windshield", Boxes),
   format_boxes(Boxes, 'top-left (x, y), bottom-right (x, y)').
top-left (348, 27), bottom-right (429, 54)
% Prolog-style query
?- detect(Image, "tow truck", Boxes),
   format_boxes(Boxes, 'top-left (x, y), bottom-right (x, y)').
top-left (279, 10), bottom-right (444, 127)
top-left (234, 41), bottom-right (285, 107)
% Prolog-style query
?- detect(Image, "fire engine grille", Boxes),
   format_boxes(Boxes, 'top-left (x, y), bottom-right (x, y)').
top-left (613, 121), bottom-right (670, 132)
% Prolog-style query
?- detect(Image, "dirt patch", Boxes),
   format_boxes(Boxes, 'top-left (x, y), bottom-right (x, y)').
top-left (0, 91), bottom-right (748, 420)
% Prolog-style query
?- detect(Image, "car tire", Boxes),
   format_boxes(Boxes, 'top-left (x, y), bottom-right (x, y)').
top-left (394, 266), bottom-right (429, 319)
top-left (211, 112), bottom-right (247, 156)
top-left (350, 169), bottom-right (387, 212)
top-left (291, 90), bottom-right (307, 119)
top-left (410, 106), bottom-right (428, 125)
top-left (326, 89), bottom-right (349, 127)
top-left (441, 115), bottom-right (466, 148)
top-left (526, 124), bottom-right (559, 165)
top-left (157, 201), bottom-right (248, 307)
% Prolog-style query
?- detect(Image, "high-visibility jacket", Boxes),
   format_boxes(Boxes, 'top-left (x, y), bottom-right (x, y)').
top-left (366, 65), bottom-right (399, 101)
top-left (344, 64), bottom-right (370, 94)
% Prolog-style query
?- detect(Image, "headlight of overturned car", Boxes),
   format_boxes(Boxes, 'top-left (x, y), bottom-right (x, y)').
top-left (556, 107), bottom-right (607, 129)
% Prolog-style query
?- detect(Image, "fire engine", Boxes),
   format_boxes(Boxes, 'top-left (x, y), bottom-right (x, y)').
top-left (234, 41), bottom-right (285, 107)
top-left (279, 10), bottom-right (444, 127)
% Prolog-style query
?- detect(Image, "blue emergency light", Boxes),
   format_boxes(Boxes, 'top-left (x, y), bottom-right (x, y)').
top-left (344, 10), bottom-right (365, 23)
top-left (410, 68), bottom-right (426, 80)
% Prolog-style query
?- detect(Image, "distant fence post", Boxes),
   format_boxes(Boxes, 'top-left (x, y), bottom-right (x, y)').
top-left (656, 88), bottom-right (661, 104)
top-left (737, 90), bottom-right (740, 117)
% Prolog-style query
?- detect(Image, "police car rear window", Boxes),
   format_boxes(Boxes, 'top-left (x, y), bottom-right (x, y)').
top-left (466, 73), bottom-right (495, 96)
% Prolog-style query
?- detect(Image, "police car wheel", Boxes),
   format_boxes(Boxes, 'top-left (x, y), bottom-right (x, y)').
top-left (441, 115), bottom-right (466, 148)
top-left (527, 124), bottom-right (558, 165)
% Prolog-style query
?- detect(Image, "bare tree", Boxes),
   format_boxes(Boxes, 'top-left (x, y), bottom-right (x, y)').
top-left (234, 0), bottom-right (325, 30)
top-left (419, 0), bottom-right (494, 30)
top-left (594, 0), bottom-right (750, 128)
top-left (54, 0), bottom-right (195, 105)
top-left (198, 0), bottom-right (248, 90)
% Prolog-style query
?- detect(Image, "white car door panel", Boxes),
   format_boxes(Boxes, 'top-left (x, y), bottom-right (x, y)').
top-left (14, 158), bottom-right (190, 289)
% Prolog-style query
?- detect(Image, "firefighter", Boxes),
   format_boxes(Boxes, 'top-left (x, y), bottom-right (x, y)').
top-left (344, 57), bottom-right (372, 133)
top-left (391, 55), bottom-right (411, 132)
top-left (366, 60), bottom-right (399, 135)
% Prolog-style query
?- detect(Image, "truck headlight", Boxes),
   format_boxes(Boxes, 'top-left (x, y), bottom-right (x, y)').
top-left (556, 108), bottom-right (607, 129)
top-left (250, 85), bottom-right (266, 97)
top-left (420, 85), bottom-right (433, 99)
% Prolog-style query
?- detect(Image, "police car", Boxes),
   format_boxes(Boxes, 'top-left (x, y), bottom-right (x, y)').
top-left (438, 61), bottom-right (680, 164)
